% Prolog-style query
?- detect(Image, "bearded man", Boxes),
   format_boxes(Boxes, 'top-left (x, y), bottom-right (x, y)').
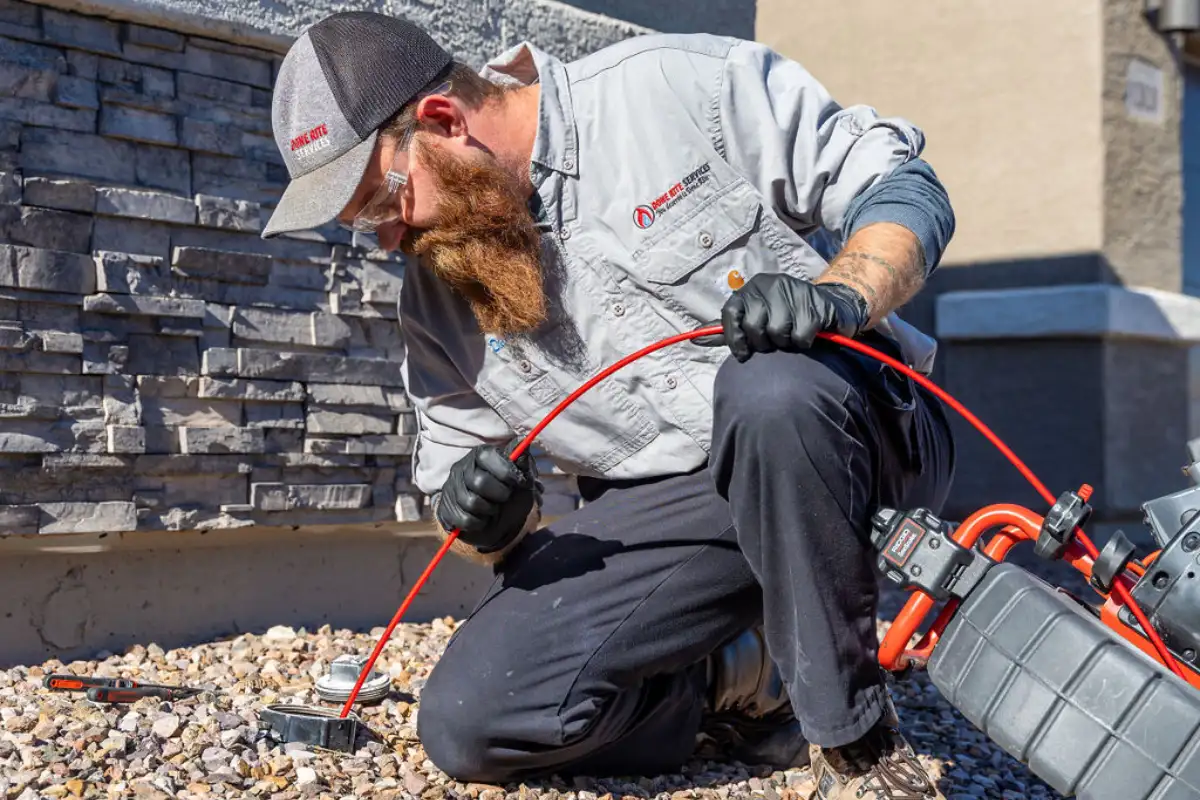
top-left (264, 12), bottom-right (957, 800)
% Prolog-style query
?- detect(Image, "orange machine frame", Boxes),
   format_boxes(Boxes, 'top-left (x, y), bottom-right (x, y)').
top-left (876, 502), bottom-right (1200, 691)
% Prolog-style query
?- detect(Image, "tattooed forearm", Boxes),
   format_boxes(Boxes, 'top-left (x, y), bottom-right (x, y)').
top-left (821, 263), bottom-right (879, 304)
top-left (815, 222), bottom-right (926, 328)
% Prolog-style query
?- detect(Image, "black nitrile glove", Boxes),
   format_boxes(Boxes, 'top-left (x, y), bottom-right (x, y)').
top-left (714, 273), bottom-right (870, 362)
top-left (435, 438), bottom-right (540, 553)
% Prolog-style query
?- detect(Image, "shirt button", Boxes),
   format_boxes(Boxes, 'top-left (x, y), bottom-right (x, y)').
top-left (518, 360), bottom-right (531, 374)
top-left (666, 375), bottom-right (678, 390)
top-left (559, 227), bottom-right (571, 241)
top-left (612, 303), bottom-right (625, 317)
top-left (563, 157), bottom-right (575, 171)
top-left (698, 231), bottom-right (714, 248)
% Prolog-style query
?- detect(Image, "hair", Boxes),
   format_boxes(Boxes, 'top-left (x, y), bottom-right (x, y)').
top-left (380, 61), bottom-right (509, 142)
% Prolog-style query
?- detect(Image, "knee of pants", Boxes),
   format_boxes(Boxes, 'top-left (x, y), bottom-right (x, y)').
top-left (417, 631), bottom-right (599, 784)
top-left (713, 349), bottom-right (852, 439)
top-left (416, 652), bottom-right (510, 783)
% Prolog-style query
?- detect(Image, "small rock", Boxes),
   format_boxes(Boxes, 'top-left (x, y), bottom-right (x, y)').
top-left (402, 772), bottom-right (427, 795)
top-left (151, 715), bottom-right (181, 739)
top-left (215, 711), bottom-right (242, 730)
top-left (289, 748), bottom-right (316, 764)
top-left (30, 716), bottom-right (58, 740)
top-left (3, 715), bottom-right (34, 733)
top-left (263, 626), bottom-right (297, 643)
top-left (295, 766), bottom-right (319, 786)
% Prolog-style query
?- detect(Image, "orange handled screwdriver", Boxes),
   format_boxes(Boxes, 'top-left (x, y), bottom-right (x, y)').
top-left (44, 674), bottom-right (135, 691)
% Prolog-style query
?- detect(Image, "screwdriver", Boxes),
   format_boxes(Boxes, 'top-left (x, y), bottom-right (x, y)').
top-left (86, 685), bottom-right (203, 703)
top-left (44, 675), bottom-right (136, 691)
top-left (44, 674), bottom-right (208, 703)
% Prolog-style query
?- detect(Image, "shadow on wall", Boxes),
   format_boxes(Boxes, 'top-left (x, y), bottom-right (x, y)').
top-left (558, 0), bottom-right (756, 39)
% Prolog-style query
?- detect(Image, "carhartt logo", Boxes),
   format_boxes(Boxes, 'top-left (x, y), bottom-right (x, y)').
top-left (291, 123), bottom-right (331, 161)
top-left (727, 269), bottom-right (745, 289)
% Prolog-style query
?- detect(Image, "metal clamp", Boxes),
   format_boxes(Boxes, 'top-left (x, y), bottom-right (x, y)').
top-left (257, 704), bottom-right (364, 753)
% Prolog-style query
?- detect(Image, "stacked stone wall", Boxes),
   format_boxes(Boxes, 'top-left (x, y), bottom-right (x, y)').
top-left (0, 0), bottom-right (642, 536)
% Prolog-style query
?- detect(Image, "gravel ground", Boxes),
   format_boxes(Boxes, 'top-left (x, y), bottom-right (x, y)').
top-left (0, 605), bottom-right (1059, 800)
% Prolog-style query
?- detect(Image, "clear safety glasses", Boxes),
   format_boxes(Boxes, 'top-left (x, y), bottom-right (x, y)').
top-left (341, 81), bottom-right (451, 235)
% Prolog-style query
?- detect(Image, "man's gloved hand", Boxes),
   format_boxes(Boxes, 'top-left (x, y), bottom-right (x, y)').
top-left (435, 438), bottom-right (540, 554)
top-left (717, 273), bottom-right (871, 362)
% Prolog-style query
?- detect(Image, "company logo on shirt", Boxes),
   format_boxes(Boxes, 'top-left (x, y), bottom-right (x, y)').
top-left (633, 162), bottom-right (712, 230)
top-left (633, 205), bottom-right (655, 229)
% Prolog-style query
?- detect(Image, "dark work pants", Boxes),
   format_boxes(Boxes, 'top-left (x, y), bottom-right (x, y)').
top-left (417, 335), bottom-right (956, 783)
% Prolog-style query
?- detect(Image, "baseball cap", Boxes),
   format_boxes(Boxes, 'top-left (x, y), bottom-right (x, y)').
top-left (262, 11), bottom-right (452, 239)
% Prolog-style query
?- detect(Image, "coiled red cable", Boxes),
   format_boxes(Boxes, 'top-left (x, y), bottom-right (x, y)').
top-left (338, 325), bottom-right (1182, 717)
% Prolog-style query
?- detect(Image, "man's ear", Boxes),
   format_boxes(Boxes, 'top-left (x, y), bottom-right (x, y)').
top-left (415, 95), bottom-right (468, 139)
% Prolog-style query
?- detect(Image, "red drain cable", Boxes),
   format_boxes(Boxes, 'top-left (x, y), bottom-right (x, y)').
top-left (338, 325), bottom-right (1183, 717)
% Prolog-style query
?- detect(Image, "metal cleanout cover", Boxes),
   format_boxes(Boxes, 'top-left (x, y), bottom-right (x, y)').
top-left (315, 654), bottom-right (392, 704)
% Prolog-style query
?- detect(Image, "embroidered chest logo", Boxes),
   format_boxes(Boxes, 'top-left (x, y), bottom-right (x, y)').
top-left (291, 122), bottom-right (330, 162)
top-left (632, 162), bottom-right (712, 230)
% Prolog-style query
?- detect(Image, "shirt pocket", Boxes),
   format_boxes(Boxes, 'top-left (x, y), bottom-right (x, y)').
top-left (633, 176), bottom-right (762, 289)
top-left (628, 173), bottom-right (823, 322)
top-left (472, 342), bottom-right (659, 477)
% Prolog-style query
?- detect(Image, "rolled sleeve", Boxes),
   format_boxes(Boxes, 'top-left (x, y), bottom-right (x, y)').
top-left (715, 39), bottom-right (933, 254)
top-left (842, 158), bottom-right (956, 274)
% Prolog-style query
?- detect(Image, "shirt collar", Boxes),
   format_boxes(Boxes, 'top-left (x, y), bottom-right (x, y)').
top-left (481, 42), bottom-right (579, 182)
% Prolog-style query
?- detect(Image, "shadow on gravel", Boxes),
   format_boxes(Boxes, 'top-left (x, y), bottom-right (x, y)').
top-left (470, 758), bottom-right (814, 799)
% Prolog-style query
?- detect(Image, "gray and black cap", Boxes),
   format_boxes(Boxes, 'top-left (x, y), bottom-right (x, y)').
top-left (262, 11), bottom-right (452, 239)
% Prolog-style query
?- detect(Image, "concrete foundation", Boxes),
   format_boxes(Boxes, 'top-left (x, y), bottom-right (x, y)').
top-left (0, 522), bottom-right (493, 668)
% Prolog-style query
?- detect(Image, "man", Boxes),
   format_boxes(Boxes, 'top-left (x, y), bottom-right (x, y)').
top-left (263, 11), bottom-right (957, 800)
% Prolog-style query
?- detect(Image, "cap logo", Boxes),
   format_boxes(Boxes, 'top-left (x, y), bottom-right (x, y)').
top-left (291, 122), bottom-right (331, 162)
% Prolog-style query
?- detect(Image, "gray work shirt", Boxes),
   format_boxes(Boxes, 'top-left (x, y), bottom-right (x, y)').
top-left (399, 33), bottom-right (942, 497)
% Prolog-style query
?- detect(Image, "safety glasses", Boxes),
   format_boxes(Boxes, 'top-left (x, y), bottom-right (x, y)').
top-left (341, 81), bottom-right (452, 235)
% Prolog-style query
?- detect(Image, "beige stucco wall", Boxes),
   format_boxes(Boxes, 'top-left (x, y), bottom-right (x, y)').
top-left (755, 0), bottom-right (1106, 268)
top-left (1101, 0), bottom-right (1184, 291)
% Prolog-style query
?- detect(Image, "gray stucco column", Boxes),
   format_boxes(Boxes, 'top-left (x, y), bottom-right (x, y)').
top-left (933, 284), bottom-right (1200, 547)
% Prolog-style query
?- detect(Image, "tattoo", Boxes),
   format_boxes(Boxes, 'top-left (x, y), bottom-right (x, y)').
top-left (815, 222), bottom-right (927, 326)
top-left (840, 251), bottom-right (899, 282)
top-left (822, 265), bottom-right (878, 302)
top-left (843, 249), bottom-right (923, 301)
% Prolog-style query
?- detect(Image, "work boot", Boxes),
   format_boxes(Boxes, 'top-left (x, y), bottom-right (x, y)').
top-left (694, 625), bottom-right (810, 770)
top-left (808, 695), bottom-right (944, 800)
